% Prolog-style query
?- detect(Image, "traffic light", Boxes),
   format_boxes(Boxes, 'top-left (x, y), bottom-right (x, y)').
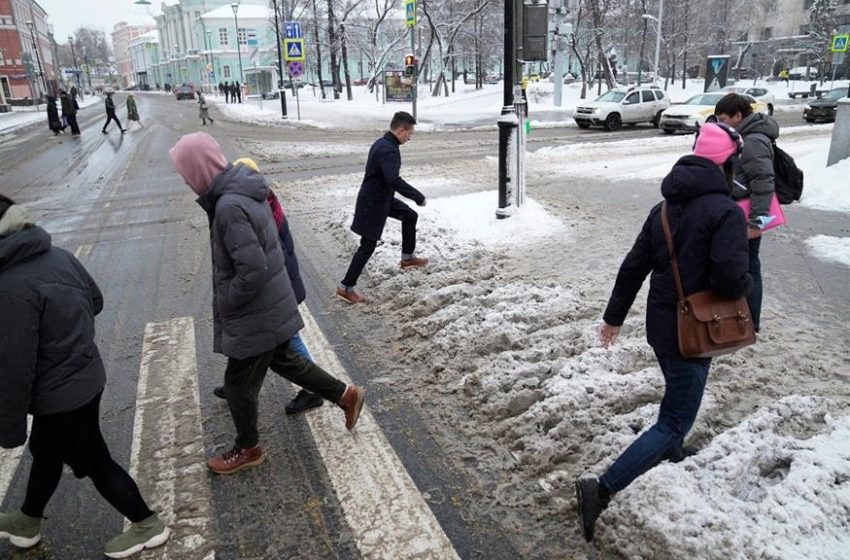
top-left (404, 54), bottom-right (415, 77)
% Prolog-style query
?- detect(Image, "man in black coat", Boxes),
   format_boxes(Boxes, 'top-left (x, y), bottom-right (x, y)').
top-left (60, 90), bottom-right (80, 135)
top-left (337, 111), bottom-right (427, 304)
top-left (101, 91), bottom-right (125, 134)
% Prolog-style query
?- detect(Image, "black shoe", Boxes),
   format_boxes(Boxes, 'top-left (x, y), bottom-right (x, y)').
top-left (121, 129), bottom-right (127, 134)
top-left (575, 477), bottom-right (608, 542)
top-left (101, 129), bottom-right (108, 134)
top-left (659, 445), bottom-right (698, 465)
top-left (213, 385), bottom-right (226, 399)
top-left (285, 390), bottom-right (324, 415)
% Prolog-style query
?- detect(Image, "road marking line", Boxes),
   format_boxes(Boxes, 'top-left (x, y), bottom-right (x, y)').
top-left (129, 317), bottom-right (215, 559)
top-left (299, 306), bottom-right (461, 560)
top-left (73, 244), bottom-right (92, 260)
top-left (0, 418), bottom-right (31, 505)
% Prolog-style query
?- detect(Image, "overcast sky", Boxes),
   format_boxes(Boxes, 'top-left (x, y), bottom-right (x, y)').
top-left (38, 0), bottom-right (160, 44)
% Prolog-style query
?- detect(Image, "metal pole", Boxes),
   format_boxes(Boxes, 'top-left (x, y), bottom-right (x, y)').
top-left (69, 37), bottom-right (83, 100)
top-left (272, 0), bottom-right (288, 117)
top-left (503, 0), bottom-right (513, 106)
top-left (654, 0), bottom-right (663, 83)
top-left (28, 24), bottom-right (47, 93)
top-left (233, 6), bottom-right (244, 85)
top-left (411, 26), bottom-right (417, 120)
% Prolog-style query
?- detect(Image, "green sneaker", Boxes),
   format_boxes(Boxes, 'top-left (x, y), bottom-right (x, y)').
top-left (103, 513), bottom-right (170, 558)
top-left (0, 509), bottom-right (42, 548)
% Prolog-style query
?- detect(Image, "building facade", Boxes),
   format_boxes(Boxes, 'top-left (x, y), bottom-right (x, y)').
top-left (128, 30), bottom-right (162, 88)
top-left (112, 21), bottom-right (156, 88)
top-left (0, 0), bottom-right (57, 107)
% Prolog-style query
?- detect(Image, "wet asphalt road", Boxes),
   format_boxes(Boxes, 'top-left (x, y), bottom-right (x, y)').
top-left (0, 92), bottom-right (843, 560)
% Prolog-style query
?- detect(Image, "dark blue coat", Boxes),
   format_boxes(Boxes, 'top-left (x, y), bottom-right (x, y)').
top-left (603, 155), bottom-right (752, 360)
top-left (351, 131), bottom-right (425, 240)
top-left (278, 216), bottom-right (306, 304)
top-left (0, 226), bottom-right (106, 448)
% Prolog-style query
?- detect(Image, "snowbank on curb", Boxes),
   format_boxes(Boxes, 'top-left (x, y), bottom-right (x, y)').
top-left (805, 235), bottom-right (850, 267)
top-left (606, 396), bottom-right (850, 560)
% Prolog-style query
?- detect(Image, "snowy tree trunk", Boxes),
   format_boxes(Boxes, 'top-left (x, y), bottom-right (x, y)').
top-left (312, 0), bottom-right (326, 99)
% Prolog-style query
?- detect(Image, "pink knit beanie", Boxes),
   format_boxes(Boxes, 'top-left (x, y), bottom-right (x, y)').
top-left (693, 123), bottom-right (740, 165)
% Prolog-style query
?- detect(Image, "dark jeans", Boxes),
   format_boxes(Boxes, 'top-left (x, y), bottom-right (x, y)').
top-left (224, 340), bottom-right (347, 449)
top-left (22, 392), bottom-right (153, 522)
top-left (341, 204), bottom-right (418, 288)
top-left (600, 354), bottom-right (710, 494)
top-left (748, 237), bottom-right (762, 331)
top-left (102, 112), bottom-right (123, 131)
top-left (65, 114), bottom-right (80, 134)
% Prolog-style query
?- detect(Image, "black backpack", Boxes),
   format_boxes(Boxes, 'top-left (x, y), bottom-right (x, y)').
top-left (772, 141), bottom-right (804, 204)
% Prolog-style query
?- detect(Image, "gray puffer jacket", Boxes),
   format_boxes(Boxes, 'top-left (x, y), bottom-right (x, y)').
top-left (197, 164), bottom-right (303, 359)
top-left (733, 113), bottom-right (779, 228)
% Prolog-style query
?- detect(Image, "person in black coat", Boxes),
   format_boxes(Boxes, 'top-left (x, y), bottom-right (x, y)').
top-left (0, 195), bottom-right (169, 557)
top-left (575, 123), bottom-right (752, 542)
top-left (337, 111), bottom-right (427, 304)
top-left (223, 81), bottom-right (230, 103)
top-left (101, 91), bottom-right (125, 134)
top-left (59, 91), bottom-right (80, 135)
top-left (45, 95), bottom-right (62, 135)
top-left (235, 81), bottom-right (242, 103)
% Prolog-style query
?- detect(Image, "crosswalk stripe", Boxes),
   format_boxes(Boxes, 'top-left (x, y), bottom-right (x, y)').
top-left (298, 306), bottom-right (462, 560)
top-left (0, 418), bottom-right (31, 505)
top-left (130, 317), bottom-right (215, 559)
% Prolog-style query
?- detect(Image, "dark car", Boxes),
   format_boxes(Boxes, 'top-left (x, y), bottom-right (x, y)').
top-left (174, 85), bottom-right (194, 100)
top-left (803, 87), bottom-right (846, 123)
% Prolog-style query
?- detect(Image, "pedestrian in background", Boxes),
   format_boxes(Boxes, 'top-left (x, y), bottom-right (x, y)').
top-left (575, 123), bottom-right (752, 542)
top-left (59, 90), bottom-right (80, 135)
top-left (0, 195), bottom-right (170, 558)
top-left (126, 93), bottom-right (143, 129)
top-left (169, 132), bottom-right (366, 475)
top-left (101, 91), bottom-right (126, 134)
top-left (714, 93), bottom-right (779, 333)
top-left (198, 92), bottom-right (213, 126)
top-left (337, 111), bottom-right (428, 304)
top-left (211, 158), bottom-right (324, 415)
top-left (223, 81), bottom-right (230, 103)
top-left (70, 85), bottom-right (78, 101)
top-left (45, 95), bottom-right (63, 136)
top-left (235, 81), bottom-right (242, 103)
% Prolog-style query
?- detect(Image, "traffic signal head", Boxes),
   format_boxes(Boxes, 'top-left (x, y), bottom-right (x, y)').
top-left (404, 54), bottom-right (415, 66)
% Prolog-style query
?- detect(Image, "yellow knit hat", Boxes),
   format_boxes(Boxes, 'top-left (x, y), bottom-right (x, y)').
top-left (233, 157), bottom-right (259, 172)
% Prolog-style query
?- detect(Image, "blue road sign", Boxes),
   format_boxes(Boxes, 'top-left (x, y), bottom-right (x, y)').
top-left (831, 34), bottom-right (849, 53)
top-left (405, 0), bottom-right (416, 27)
top-left (287, 61), bottom-right (303, 78)
top-left (284, 21), bottom-right (303, 39)
top-left (284, 39), bottom-right (305, 62)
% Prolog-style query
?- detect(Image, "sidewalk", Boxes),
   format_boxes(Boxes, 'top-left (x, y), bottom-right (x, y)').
top-left (0, 94), bottom-right (102, 135)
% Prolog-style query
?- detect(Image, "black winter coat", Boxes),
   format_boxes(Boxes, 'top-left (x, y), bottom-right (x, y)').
top-left (351, 132), bottom-right (425, 240)
top-left (105, 96), bottom-right (115, 114)
top-left (603, 155), bottom-right (752, 360)
top-left (197, 164), bottom-right (304, 359)
top-left (60, 93), bottom-right (76, 116)
top-left (46, 99), bottom-right (61, 131)
top-left (0, 226), bottom-right (106, 448)
top-left (279, 216), bottom-right (306, 304)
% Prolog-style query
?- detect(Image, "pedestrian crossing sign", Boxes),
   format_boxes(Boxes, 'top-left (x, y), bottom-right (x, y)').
top-left (405, 0), bottom-right (416, 27)
top-left (284, 38), bottom-right (305, 62)
top-left (831, 34), bottom-right (849, 53)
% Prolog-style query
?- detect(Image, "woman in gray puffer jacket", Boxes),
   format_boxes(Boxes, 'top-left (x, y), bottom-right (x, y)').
top-left (169, 132), bottom-right (366, 476)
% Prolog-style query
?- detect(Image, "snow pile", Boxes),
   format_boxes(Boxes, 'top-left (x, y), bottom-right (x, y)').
top-left (238, 139), bottom-right (367, 161)
top-left (797, 145), bottom-right (850, 214)
top-left (604, 396), bottom-right (850, 560)
top-left (805, 235), bottom-right (850, 267)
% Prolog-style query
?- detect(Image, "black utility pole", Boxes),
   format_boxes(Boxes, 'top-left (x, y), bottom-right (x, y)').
top-left (68, 36), bottom-right (83, 100)
top-left (503, 0), bottom-right (514, 106)
top-left (272, 0), bottom-right (288, 117)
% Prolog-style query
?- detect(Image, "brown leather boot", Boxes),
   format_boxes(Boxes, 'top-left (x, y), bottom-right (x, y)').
top-left (337, 385), bottom-right (366, 430)
top-left (400, 256), bottom-right (429, 269)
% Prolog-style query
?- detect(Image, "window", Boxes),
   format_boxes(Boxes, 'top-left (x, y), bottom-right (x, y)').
top-left (654, 90), bottom-right (665, 100)
top-left (625, 92), bottom-right (640, 104)
top-left (218, 28), bottom-right (228, 45)
top-left (1, 77), bottom-right (10, 99)
top-left (761, 28), bottom-right (772, 40)
top-left (237, 28), bottom-right (247, 45)
top-left (223, 65), bottom-right (231, 78)
top-left (641, 90), bottom-right (654, 102)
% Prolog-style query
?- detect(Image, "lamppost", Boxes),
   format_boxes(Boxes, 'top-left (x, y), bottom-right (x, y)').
top-left (271, 0), bottom-right (288, 118)
top-left (25, 20), bottom-right (47, 94)
top-left (206, 29), bottom-right (214, 91)
top-left (82, 46), bottom-right (92, 91)
top-left (68, 35), bottom-right (84, 100)
top-left (641, 0), bottom-right (664, 84)
top-left (231, 2), bottom-right (244, 86)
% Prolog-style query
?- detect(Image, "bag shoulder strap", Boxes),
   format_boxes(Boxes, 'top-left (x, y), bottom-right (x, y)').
top-left (660, 201), bottom-right (686, 303)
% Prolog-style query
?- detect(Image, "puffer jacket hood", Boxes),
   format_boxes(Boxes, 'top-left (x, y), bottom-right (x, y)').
top-left (0, 225), bottom-right (51, 272)
top-left (203, 162), bottom-right (269, 208)
top-left (738, 112), bottom-right (779, 141)
top-left (661, 155), bottom-right (731, 203)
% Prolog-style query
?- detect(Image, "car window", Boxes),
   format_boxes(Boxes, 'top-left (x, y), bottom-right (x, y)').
top-left (654, 90), bottom-right (665, 100)
top-left (747, 88), bottom-right (765, 97)
top-left (597, 90), bottom-right (626, 102)
top-left (825, 89), bottom-right (846, 100)
top-left (625, 93), bottom-right (639, 104)
top-left (685, 94), bottom-right (724, 105)
top-left (642, 91), bottom-right (654, 102)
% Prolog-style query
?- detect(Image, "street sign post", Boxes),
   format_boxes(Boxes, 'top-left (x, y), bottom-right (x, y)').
top-left (284, 39), bottom-right (305, 62)
top-left (284, 21), bottom-right (303, 39)
top-left (830, 34), bottom-right (849, 53)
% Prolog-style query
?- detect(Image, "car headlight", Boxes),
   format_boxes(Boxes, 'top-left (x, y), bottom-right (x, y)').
top-left (592, 108), bottom-right (601, 114)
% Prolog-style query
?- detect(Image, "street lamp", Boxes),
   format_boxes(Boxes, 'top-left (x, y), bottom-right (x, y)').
top-left (642, 0), bottom-right (664, 84)
top-left (206, 29), bottom-right (214, 90)
top-left (231, 2), bottom-right (244, 87)
top-left (25, 20), bottom-right (47, 94)
top-left (82, 45), bottom-right (92, 90)
top-left (271, 0), bottom-right (287, 117)
top-left (68, 35), bottom-right (84, 100)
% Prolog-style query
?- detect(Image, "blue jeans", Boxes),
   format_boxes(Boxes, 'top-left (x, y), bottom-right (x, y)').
top-left (748, 237), bottom-right (762, 331)
top-left (600, 354), bottom-right (710, 494)
top-left (288, 332), bottom-right (312, 361)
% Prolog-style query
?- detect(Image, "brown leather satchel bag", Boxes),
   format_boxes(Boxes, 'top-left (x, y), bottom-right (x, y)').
top-left (661, 201), bottom-right (756, 358)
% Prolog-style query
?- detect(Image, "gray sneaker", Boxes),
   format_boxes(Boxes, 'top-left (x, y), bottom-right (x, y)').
top-left (0, 509), bottom-right (41, 548)
top-left (103, 513), bottom-right (170, 558)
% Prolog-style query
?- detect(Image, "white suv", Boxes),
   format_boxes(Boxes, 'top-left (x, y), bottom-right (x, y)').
top-left (574, 86), bottom-right (671, 131)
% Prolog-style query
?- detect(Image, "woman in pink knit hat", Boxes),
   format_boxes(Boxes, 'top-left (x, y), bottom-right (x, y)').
top-left (575, 122), bottom-right (753, 542)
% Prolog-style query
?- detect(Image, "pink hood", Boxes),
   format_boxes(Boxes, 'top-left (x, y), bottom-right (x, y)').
top-left (169, 132), bottom-right (228, 195)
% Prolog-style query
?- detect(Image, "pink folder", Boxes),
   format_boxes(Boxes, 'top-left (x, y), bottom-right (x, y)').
top-left (737, 193), bottom-right (786, 232)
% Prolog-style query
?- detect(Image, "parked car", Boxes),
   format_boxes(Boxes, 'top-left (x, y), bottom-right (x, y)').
top-left (731, 67), bottom-right (760, 80)
top-left (174, 85), bottom-right (194, 100)
top-left (659, 92), bottom-right (767, 134)
top-left (720, 85), bottom-right (776, 115)
top-left (573, 85), bottom-right (671, 131)
top-left (788, 66), bottom-right (819, 80)
top-left (803, 87), bottom-right (847, 123)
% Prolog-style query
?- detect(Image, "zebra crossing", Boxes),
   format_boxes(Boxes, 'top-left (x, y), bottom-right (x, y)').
top-left (0, 293), bottom-right (460, 559)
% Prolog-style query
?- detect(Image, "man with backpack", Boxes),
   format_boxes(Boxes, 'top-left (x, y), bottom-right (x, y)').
top-left (714, 94), bottom-right (779, 332)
